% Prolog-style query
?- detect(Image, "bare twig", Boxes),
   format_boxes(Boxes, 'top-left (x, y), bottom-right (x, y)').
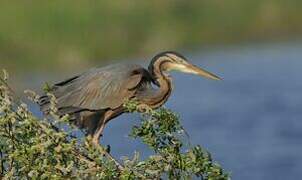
top-left (0, 74), bottom-right (20, 102)
top-left (1, 73), bottom-right (148, 178)
top-left (93, 143), bottom-right (124, 170)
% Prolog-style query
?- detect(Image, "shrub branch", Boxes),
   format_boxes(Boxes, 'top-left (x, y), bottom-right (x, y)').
top-left (0, 71), bottom-right (230, 179)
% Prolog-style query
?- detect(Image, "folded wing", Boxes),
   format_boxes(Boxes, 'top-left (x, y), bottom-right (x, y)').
top-left (39, 64), bottom-right (150, 116)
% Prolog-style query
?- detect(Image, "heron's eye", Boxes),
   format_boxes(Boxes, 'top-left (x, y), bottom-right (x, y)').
top-left (177, 59), bottom-right (186, 64)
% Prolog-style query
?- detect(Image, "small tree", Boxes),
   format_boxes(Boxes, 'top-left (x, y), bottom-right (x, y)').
top-left (0, 70), bottom-right (230, 179)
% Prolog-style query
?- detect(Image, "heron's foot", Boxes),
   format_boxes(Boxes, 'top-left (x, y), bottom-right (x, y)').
top-left (137, 104), bottom-right (152, 114)
top-left (91, 134), bottom-right (103, 146)
top-left (92, 137), bottom-right (99, 146)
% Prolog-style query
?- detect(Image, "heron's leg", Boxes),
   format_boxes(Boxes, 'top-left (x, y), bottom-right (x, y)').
top-left (91, 110), bottom-right (114, 146)
top-left (92, 124), bottom-right (105, 145)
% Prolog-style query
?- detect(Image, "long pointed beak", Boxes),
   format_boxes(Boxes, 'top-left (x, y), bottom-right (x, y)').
top-left (184, 63), bottom-right (222, 81)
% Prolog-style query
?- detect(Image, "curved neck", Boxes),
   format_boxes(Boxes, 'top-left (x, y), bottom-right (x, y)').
top-left (144, 56), bottom-right (172, 108)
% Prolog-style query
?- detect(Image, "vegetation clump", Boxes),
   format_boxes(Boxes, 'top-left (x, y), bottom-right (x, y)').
top-left (0, 70), bottom-right (230, 179)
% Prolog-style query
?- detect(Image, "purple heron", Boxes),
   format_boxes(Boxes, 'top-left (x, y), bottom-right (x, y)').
top-left (39, 51), bottom-right (221, 145)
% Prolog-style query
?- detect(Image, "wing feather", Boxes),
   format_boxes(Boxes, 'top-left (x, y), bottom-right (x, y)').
top-left (52, 64), bottom-right (150, 110)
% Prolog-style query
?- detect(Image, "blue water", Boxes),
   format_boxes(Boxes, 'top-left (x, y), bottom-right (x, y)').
top-left (28, 42), bottom-right (302, 179)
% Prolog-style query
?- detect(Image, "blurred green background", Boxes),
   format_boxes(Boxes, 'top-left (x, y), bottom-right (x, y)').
top-left (2, 2), bottom-right (302, 179)
top-left (1, 0), bottom-right (301, 73)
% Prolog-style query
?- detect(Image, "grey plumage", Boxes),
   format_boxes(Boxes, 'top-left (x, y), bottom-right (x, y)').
top-left (39, 64), bottom-right (155, 133)
top-left (39, 51), bottom-right (221, 145)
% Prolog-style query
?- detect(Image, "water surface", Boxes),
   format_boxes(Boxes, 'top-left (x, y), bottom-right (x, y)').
top-left (28, 42), bottom-right (302, 180)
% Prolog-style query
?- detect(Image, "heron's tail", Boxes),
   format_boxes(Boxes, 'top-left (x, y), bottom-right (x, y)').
top-left (38, 94), bottom-right (102, 135)
top-left (38, 94), bottom-right (81, 116)
top-left (38, 95), bottom-right (51, 115)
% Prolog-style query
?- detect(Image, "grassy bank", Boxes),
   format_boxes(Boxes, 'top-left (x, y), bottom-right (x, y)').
top-left (0, 1), bottom-right (301, 71)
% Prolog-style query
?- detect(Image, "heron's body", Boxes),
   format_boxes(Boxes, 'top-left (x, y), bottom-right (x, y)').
top-left (39, 52), bottom-right (221, 145)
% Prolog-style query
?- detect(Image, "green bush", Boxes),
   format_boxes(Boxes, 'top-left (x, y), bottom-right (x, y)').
top-left (0, 70), bottom-right (230, 179)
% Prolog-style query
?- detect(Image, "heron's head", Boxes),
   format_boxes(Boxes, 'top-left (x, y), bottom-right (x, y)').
top-left (150, 51), bottom-right (221, 81)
